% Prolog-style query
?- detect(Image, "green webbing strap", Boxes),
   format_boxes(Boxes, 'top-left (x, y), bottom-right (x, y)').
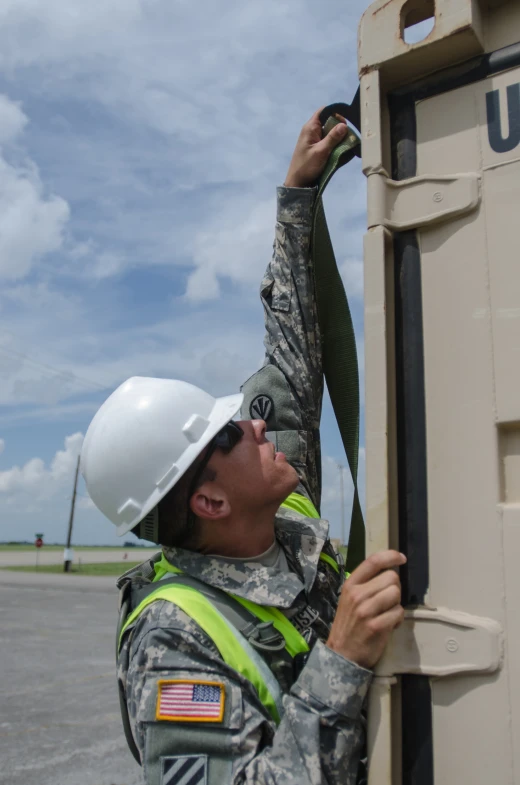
top-left (318, 552), bottom-right (340, 574)
top-left (312, 115), bottom-right (365, 574)
top-left (152, 553), bottom-right (310, 658)
top-left (119, 583), bottom-right (283, 724)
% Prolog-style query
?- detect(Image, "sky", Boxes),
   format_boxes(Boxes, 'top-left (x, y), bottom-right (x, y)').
top-left (0, 0), bottom-right (377, 546)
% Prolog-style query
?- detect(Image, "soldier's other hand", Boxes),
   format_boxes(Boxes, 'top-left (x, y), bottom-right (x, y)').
top-left (326, 550), bottom-right (406, 670)
top-left (284, 108), bottom-right (348, 189)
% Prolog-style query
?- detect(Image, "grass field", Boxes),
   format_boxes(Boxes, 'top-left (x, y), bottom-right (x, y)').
top-left (3, 562), bottom-right (141, 576)
top-left (0, 544), bottom-right (140, 551)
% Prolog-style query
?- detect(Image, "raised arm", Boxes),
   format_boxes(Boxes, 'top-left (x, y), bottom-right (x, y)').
top-left (241, 110), bottom-right (348, 509)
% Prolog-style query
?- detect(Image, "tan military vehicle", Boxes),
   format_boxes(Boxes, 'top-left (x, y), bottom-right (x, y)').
top-left (359, 0), bottom-right (520, 782)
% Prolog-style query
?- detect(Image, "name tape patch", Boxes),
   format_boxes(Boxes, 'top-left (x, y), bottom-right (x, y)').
top-left (156, 679), bottom-right (225, 723)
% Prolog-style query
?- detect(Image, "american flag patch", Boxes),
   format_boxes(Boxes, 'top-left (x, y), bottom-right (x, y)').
top-left (156, 680), bottom-right (225, 723)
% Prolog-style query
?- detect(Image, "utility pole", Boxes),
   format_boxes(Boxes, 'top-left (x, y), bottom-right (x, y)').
top-left (64, 455), bottom-right (80, 573)
top-left (338, 463), bottom-right (345, 546)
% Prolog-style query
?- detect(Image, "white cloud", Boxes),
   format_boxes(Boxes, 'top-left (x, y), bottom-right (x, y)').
top-left (0, 95), bottom-right (70, 280)
top-left (0, 439), bottom-right (5, 454)
top-left (88, 250), bottom-right (127, 280)
top-left (0, 1), bottom-right (144, 70)
top-left (0, 95), bottom-right (27, 144)
top-left (0, 157), bottom-right (70, 280)
top-left (0, 0), bottom-right (368, 290)
top-left (186, 196), bottom-right (274, 302)
top-left (0, 432), bottom-right (83, 498)
top-left (0, 279), bottom-right (264, 409)
top-left (185, 266), bottom-right (220, 303)
top-left (0, 0), bottom-right (370, 544)
top-left (0, 0), bottom-right (361, 188)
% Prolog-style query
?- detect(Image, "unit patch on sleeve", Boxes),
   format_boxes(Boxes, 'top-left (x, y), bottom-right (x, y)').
top-left (156, 680), bottom-right (225, 723)
top-left (161, 755), bottom-right (208, 785)
top-left (250, 394), bottom-right (273, 421)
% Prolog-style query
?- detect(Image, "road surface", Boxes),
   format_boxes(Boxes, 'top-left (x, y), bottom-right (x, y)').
top-left (0, 570), bottom-right (144, 785)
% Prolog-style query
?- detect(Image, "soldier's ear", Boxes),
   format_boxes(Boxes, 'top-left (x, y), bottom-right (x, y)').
top-left (190, 487), bottom-right (231, 521)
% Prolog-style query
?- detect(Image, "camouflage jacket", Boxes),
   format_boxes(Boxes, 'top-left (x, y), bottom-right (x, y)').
top-left (117, 187), bottom-right (372, 785)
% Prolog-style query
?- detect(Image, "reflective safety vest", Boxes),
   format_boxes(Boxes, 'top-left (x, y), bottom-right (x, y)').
top-left (117, 492), bottom-right (345, 761)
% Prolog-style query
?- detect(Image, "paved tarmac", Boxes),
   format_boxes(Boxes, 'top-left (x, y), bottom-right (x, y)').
top-left (0, 571), bottom-right (144, 785)
top-left (0, 548), bottom-right (155, 568)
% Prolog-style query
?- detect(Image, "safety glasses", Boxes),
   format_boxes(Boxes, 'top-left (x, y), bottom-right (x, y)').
top-left (210, 420), bottom-right (244, 454)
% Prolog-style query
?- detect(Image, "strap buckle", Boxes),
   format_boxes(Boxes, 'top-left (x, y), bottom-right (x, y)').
top-left (247, 621), bottom-right (286, 652)
top-left (319, 88), bottom-right (362, 157)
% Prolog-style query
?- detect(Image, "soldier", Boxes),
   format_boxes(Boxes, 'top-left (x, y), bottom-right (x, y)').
top-left (81, 109), bottom-right (405, 785)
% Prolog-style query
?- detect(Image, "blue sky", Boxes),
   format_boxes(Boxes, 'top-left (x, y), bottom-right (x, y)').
top-left (0, 0), bottom-right (371, 545)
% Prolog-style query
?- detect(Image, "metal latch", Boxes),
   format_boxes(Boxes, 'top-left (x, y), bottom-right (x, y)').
top-left (367, 170), bottom-right (481, 231)
top-left (375, 607), bottom-right (503, 678)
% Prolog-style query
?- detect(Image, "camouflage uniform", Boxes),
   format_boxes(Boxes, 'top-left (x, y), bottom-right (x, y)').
top-left (117, 187), bottom-right (372, 785)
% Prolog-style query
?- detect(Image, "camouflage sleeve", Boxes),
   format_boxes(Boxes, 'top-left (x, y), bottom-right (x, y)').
top-left (119, 600), bottom-right (371, 785)
top-left (241, 187), bottom-right (323, 509)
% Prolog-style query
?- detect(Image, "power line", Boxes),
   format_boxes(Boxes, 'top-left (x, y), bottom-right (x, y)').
top-left (0, 343), bottom-right (108, 391)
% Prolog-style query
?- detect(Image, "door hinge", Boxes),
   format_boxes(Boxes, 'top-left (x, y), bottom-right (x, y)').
top-left (367, 170), bottom-right (481, 231)
top-left (375, 607), bottom-right (503, 678)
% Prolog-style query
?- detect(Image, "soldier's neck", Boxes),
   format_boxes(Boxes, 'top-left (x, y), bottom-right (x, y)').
top-left (197, 505), bottom-right (278, 558)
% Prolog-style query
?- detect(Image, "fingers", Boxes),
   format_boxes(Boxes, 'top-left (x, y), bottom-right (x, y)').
top-left (306, 107), bottom-right (345, 129)
top-left (341, 566), bottom-right (402, 621)
top-left (302, 108), bottom-right (347, 143)
top-left (298, 108), bottom-right (324, 142)
top-left (327, 549), bottom-right (406, 670)
top-left (368, 604), bottom-right (405, 635)
top-left (314, 121), bottom-right (348, 155)
top-left (359, 583), bottom-right (402, 619)
top-left (286, 107), bottom-right (356, 188)
top-left (348, 550), bottom-right (406, 586)
top-left (347, 565), bottom-right (400, 604)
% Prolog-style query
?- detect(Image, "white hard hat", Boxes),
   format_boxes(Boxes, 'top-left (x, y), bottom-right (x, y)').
top-left (81, 377), bottom-right (243, 536)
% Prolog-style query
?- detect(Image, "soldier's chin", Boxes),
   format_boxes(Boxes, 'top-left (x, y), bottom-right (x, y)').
top-left (283, 463), bottom-right (300, 491)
